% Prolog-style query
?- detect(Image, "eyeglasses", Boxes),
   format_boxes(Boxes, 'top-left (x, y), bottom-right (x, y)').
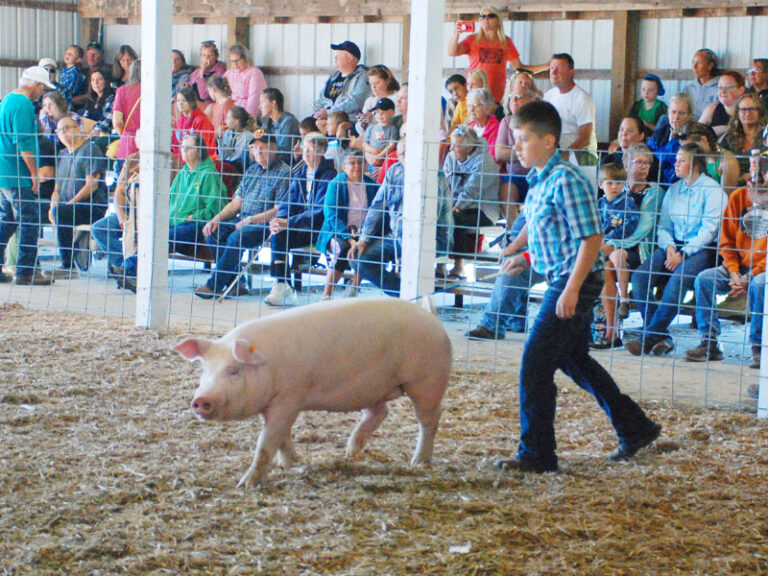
top-left (512, 94), bottom-right (528, 100)
top-left (739, 106), bottom-right (760, 113)
top-left (748, 67), bottom-right (759, 75)
top-left (468, 103), bottom-right (485, 109)
top-left (718, 85), bottom-right (739, 91)
top-left (229, 56), bottom-right (242, 63)
top-left (631, 159), bottom-right (652, 166)
top-left (479, 13), bottom-right (498, 19)
top-left (44, 67), bottom-right (55, 72)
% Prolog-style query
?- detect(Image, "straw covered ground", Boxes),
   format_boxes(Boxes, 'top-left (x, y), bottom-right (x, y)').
top-left (1, 303), bottom-right (767, 575)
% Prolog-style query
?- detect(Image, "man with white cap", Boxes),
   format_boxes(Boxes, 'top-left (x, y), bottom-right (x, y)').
top-left (0, 66), bottom-right (56, 285)
top-left (313, 40), bottom-right (371, 121)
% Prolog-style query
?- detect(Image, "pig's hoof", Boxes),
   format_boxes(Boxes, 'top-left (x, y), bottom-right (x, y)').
top-left (237, 469), bottom-right (266, 488)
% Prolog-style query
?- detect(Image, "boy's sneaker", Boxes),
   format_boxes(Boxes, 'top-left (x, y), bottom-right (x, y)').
top-left (750, 345), bottom-right (761, 369)
top-left (685, 340), bottom-right (723, 362)
top-left (265, 282), bottom-right (297, 306)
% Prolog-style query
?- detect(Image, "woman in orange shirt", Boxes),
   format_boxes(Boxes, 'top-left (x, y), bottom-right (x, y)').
top-left (448, 6), bottom-right (547, 103)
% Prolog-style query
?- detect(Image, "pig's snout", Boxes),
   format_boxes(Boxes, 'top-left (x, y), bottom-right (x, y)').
top-left (192, 396), bottom-right (215, 419)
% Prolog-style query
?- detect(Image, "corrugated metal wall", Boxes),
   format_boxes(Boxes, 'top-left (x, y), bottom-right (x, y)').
top-left (88, 14), bottom-right (768, 142)
top-left (250, 21), bottom-right (404, 121)
top-left (0, 3), bottom-right (80, 98)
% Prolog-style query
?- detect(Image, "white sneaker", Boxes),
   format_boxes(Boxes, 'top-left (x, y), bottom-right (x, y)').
top-left (265, 282), bottom-right (298, 306)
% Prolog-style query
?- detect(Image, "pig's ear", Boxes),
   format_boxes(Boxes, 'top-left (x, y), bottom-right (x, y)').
top-left (232, 339), bottom-right (267, 366)
top-left (174, 337), bottom-right (212, 361)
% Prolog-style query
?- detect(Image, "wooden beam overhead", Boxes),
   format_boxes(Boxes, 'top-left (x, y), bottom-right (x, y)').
top-left (76, 0), bottom-right (768, 21)
top-left (0, 0), bottom-right (78, 12)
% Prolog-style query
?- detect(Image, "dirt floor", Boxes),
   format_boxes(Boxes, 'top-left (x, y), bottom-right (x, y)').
top-left (1, 303), bottom-right (767, 575)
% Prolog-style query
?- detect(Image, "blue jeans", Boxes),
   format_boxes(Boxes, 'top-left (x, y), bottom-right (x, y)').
top-left (749, 272), bottom-right (767, 346)
top-left (631, 247), bottom-right (714, 342)
top-left (357, 237), bottom-right (400, 297)
top-left (517, 272), bottom-right (656, 466)
top-left (0, 187), bottom-right (41, 276)
top-left (51, 202), bottom-right (107, 268)
top-left (91, 213), bottom-right (125, 269)
top-left (693, 265), bottom-right (742, 341)
top-left (204, 219), bottom-right (269, 291)
top-left (118, 221), bottom-right (206, 279)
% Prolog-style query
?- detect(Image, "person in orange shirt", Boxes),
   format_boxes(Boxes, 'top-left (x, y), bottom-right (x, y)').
top-left (448, 6), bottom-right (547, 103)
top-left (686, 152), bottom-right (768, 368)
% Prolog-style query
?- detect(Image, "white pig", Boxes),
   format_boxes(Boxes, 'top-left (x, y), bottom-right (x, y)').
top-left (174, 297), bottom-right (452, 487)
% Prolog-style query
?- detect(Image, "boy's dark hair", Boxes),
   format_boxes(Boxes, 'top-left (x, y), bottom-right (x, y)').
top-left (551, 52), bottom-right (575, 69)
top-left (445, 74), bottom-right (466, 88)
top-left (299, 116), bottom-right (319, 132)
top-left (227, 106), bottom-right (252, 130)
top-left (512, 100), bottom-right (561, 145)
top-left (599, 162), bottom-right (627, 182)
top-left (678, 120), bottom-right (718, 151)
top-left (261, 87), bottom-right (285, 112)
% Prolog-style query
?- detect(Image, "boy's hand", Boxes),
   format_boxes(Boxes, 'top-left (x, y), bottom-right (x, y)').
top-left (556, 285), bottom-right (580, 319)
top-left (501, 254), bottom-right (528, 277)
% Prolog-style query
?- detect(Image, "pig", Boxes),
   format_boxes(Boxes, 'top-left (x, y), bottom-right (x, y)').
top-left (174, 297), bottom-right (452, 487)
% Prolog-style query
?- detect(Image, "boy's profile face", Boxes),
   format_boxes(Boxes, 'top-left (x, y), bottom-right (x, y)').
top-left (513, 124), bottom-right (556, 169)
top-left (374, 108), bottom-right (395, 125)
top-left (600, 179), bottom-right (624, 201)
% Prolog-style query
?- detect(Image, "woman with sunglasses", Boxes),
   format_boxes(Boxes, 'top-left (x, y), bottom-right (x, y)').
top-left (448, 6), bottom-right (546, 103)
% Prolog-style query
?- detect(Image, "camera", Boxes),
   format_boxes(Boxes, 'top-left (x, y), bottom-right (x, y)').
top-left (457, 21), bottom-right (475, 33)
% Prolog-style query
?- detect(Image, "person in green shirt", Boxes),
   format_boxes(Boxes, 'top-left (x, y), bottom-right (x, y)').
top-left (168, 132), bottom-right (227, 257)
top-left (118, 132), bottom-right (225, 292)
top-left (0, 66), bottom-right (56, 285)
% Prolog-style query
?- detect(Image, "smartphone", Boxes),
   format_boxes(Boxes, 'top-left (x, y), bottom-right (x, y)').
top-left (457, 21), bottom-right (475, 33)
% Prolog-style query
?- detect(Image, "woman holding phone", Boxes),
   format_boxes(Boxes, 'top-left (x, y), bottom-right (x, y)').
top-left (448, 6), bottom-right (547, 103)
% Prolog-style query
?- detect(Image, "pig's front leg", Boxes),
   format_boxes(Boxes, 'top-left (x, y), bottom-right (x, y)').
top-left (346, 402), bottom-right (389, 459)
top-left (237, 408), bottom-right (298, 488)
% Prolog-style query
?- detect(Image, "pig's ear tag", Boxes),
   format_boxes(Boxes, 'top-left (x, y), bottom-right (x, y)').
top-left (233, 339), bottom-right (267, 366)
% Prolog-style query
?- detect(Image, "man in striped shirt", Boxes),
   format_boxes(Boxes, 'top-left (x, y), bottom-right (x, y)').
top-left (493, 100), bottom-right (660, 474)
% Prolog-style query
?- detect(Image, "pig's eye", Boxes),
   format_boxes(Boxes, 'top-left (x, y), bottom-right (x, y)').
top-left (226, 366), bottom-right (241, 378)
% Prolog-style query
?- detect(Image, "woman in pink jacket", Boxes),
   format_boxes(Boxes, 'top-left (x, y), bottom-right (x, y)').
top-left (224, 44), bottom-right (267, 119)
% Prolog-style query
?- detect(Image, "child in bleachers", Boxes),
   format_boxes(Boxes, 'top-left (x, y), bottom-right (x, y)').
top-left (629, 74), bottom-right (667, 132)
top-left (598, 162), bottom-right (640, 323)
top-left (363, 98), bottom-right (399, 180)
top-left (324, 110), bottom-right (352, 171)
top-left (446, 74), bottom-right (468, 136)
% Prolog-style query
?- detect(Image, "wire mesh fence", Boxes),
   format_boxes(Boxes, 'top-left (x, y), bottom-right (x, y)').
top-left (0, 121), bottom-right (765, 414)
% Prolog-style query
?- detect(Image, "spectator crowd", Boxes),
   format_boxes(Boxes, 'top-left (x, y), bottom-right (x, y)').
top-left (0, 9), bottom-right (766, 398)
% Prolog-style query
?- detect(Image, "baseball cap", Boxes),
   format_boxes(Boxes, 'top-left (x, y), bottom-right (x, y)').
top-left (330, 41), bottom-right (361, 61)
top-left (21, 66), bottom-right (56, 89)
top-left (248, 129), bottom-right (275, 146)
top-left (86, 42), bottom-right (104, 53)
top-left (38, 58), bottom-right (57, 71)
top-left (371, 97), bottom-right (395, 112)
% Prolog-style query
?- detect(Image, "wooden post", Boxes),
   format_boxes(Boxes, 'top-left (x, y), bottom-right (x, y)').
top-left (401, 14), bottom-right (410, 82)
top-left (227, 17), bottom-right (250, 50)
top-left (136, 0), bottom-right (172, 329)
top-left (609, 10), bottom-right (639, 140)
top-left (400, 0), bottom-right (444, 302)
top-left (80, 17), bottom-right (101, 47)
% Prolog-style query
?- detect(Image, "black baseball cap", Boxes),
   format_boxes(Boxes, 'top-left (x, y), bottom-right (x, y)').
top-left (86, 42), bottom-right (103, 53)
top-left (330, 41), bottom-right (361, 61)
top-left (249, 129), bottom-right (275, 146)
top-left (371, 97), bottom-right (395, 112)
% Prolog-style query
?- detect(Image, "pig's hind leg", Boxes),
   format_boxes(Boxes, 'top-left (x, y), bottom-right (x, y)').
top-left (346, 402), bottom-right (389, 459)
top-left (405, 380), bottom-right (448, 466)
top-left (277, 436), bottom-right (297, 469)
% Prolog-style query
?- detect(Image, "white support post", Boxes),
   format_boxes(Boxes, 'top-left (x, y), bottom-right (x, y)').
top-left (136, 0), bottom-right (172, 329)
top-left (400, 0), bottom-right (445, 302)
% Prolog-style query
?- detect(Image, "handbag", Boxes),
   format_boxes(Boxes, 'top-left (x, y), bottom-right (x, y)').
top-left (107, 96), bottom-right (141, 159)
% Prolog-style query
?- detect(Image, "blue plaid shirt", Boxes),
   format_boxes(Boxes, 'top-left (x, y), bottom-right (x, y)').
top-left (58, 65), bottom-right (86, 102)
top-left (522, 153), bottom-right (603, 281)
top-left (237, 159), bottom-right (291, 219)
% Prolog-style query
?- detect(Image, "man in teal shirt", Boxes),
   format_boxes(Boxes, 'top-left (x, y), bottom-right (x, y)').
top-left (0, 66), bottom-right (56, 285)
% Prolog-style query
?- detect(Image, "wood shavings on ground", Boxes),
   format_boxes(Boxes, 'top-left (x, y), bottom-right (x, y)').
top-left (1, 303), bottom-right (766, 575)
